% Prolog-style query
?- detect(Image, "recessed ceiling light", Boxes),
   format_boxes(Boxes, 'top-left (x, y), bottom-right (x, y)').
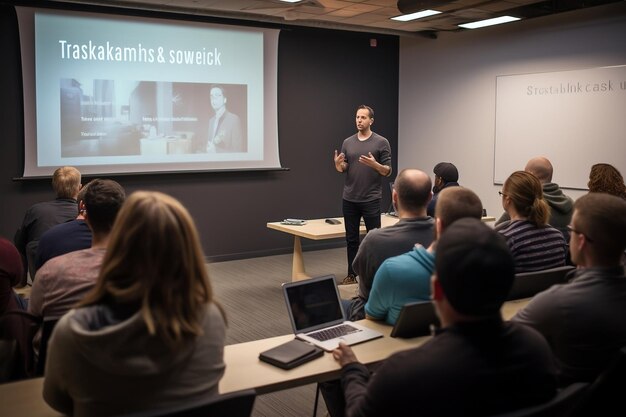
top-left (391, 10), bottom-right (441, 22)
top-left (458, 16), bottom-right (520, 29)
top-left (279, 0), bottom-right (303, 3)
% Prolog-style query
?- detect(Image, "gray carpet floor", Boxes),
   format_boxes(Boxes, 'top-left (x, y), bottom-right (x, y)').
top-left (208, 247), bottom-right (351, 417)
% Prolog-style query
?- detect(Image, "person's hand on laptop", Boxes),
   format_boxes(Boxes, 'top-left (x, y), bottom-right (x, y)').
top-left (332, 342), bottom-right (359, 367)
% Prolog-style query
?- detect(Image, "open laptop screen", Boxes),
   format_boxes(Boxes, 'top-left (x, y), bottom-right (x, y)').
top-left (284, 275), bottom-right (344, 333)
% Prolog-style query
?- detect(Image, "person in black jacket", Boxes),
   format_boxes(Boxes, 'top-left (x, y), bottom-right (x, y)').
top-left (331, 218), bottom-right (557, 417)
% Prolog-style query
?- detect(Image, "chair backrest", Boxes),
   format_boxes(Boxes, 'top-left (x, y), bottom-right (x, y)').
top-left (391, 301), bottom-right (439, 338)
top-left (116, 389), bottom-right (256, 417)
top-left (26, 239), bottom-right (39, 283)
top-left (570, 346), bottom-right (626, 417)
top-left (36, 318), bottom-right (60, 376)
top-left (0, 310), bottom-right (42, 380)
top-left (507, 266), bottom-right (575, 301)
top-left (487, 382), bottom-right (589, 417)
top-left (0, 339), bottom-right (17, 383)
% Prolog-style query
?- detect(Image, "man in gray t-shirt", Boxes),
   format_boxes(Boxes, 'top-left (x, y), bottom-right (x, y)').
top-left (333, 105), bottom-right (392, 284)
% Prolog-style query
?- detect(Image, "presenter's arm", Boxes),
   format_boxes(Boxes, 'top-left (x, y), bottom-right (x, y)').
top-left (334, 150), bottom-right (348, 173)
top-left (358, 152), bottom-right (391, 177)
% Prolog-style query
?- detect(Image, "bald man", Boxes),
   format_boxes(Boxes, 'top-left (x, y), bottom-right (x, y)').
top-left (365, 187), bottom-right (483, 325)
top-left (345, 169), bottom-right (435, 321)
top-left (496, 157), bottom-right (573, 236)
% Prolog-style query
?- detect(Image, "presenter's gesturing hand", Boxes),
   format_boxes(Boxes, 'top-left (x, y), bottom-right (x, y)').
top-left (359, 152), bottom-right (391, 176)
top-left (334, 150), bottom-right (348, 173)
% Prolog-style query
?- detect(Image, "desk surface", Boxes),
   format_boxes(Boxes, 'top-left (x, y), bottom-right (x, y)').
top-left (0, 298), bottom-right (529, 417)
top-left (219, 319), bottom-right (425, 395)
top-left (267, 215), bottom-right (496, 241)
top-left (267, 215), bottom-right (399, 241)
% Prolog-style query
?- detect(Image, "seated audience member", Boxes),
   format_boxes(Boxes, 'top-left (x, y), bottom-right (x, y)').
top-left (14, 166), bottom-right (81, 284)
top-left (28, 179), bottom-right (126, 321)
top-left (0, 238), bottom-right (32, 380)
top-left (43, 191), bottom-right (226, 417)
top-left (347, 169), bottom-right (434, 320)
top-left (426, 162), bottom-right (459, 217)
top-left (587, 163), bottom-right (626, 199)
top-left (495, 171), bottom-right (566, 272)
top-left (366, 187), bottom-right (483, 325)
top-left (35, 181), bottom-right (93, 272)
top-left (0, 238), bottom-right (26, 314)
top-left (331, 218), bottom-right (557, 417)
top-left (496, 157), bottom-right (573, 236)
top-left (512, 193), bottom-right (626, 386)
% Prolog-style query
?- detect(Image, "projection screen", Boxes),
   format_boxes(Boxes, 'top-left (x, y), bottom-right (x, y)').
top-left (16, 7), bottom-right (282, 177)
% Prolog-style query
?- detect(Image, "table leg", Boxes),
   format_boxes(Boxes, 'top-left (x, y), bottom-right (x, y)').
top-left (292, 236), bottom-right (309, 281)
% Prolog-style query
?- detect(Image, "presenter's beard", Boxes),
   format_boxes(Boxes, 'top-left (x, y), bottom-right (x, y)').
top-left (432, 184), bottom-right (442, 193)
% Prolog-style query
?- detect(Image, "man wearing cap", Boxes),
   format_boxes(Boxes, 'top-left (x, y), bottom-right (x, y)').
top-left (331, 218), bottom-right (557, 417)
top-left (427, 162), bottom-right (459, 217)
top-left (496, 156), bottom-right (573, 237)
top-left (364, 187), bottom-right (483, 325)
top-left (512, 192), bottom-right (626, 386)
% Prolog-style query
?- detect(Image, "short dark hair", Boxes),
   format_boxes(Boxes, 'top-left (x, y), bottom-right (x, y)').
top-left (435, 187), bottom-right (483, 228)
top-left (357, 104), bottom-right (374, 118)
top-left (574, 193), bottom-right (626, 262)
top-left (395, 169), bottom-right (431, 212)
top-left (83, 179), bottom-right (126, 235)
top-left (436, 218), bottom-right (514, 317)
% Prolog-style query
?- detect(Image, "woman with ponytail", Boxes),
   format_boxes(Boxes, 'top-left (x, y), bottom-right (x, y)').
top-left (495, 171), bottom-right (567, 272)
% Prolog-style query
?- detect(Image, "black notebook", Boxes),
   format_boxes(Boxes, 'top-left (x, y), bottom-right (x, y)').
top-left (259, 338), bottom-right (324, 370)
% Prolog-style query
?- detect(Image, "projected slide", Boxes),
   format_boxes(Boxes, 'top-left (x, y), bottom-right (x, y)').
top-left (16, 8), bottom-right (280, 176)
top-left (60, 79), bottom-right (248, 156)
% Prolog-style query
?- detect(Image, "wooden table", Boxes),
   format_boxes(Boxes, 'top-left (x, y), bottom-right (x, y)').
top-left (267, 215), bottom-right (496, 281)
top-left (219, 318), bottom-right (424, 394)
top-left (0, 299), bottom-right (528, 417)
top-left (267, 215), bottom-right (399, 281)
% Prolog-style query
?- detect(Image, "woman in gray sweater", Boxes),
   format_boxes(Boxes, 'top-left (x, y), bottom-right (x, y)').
top-left (43, 191), bottom-right (226, 417)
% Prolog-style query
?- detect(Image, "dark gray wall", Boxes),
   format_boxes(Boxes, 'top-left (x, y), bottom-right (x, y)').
top-left (0, 4), bottom-right (399, 261)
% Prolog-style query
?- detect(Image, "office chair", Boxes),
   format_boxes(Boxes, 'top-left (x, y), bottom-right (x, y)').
top-left (25, 239), bottom-right (39, 285)
top-left (570, 346), bottom-right (626, 417)
top-left (36, 318), bottom-right (60, 376)
top-left (486, 382), bottom-right (588, 417)
top-left (0, 309), bottom-right (42, 380)
top-left (506, 265), bottom-right (575, 300)
top-left (0, 339), bottom-right (17, 382)
top-left (115, 389), bottom-right (256, 417)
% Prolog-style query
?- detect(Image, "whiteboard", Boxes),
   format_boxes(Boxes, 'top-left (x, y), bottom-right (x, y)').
top-left (494, 65), bottom-right (626, 190)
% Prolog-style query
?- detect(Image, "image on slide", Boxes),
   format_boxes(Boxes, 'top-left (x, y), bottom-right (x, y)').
top-left (60, 78), bottom-right (248, 157)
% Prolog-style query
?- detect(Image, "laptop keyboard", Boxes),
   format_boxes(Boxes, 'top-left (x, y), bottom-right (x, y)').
top-left (308, 324), bottom-right (361, 341)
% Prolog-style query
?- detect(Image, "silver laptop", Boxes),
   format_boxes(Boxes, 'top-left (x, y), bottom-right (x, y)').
top-left (282, 275), bottom-right (383, 351)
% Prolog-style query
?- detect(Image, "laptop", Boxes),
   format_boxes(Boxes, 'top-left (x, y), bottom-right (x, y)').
top-left (282, 275), bottom-right (383, 351)
top-left (390, 301), bottom-right (440, 338)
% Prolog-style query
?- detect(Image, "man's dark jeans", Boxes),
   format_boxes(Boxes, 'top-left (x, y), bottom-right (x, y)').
top-left (342, 198), bottom-right (381, 276)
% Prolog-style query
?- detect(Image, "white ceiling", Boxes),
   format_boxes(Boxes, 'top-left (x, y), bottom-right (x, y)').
top-left (49, 0), bottom-right (622, 37)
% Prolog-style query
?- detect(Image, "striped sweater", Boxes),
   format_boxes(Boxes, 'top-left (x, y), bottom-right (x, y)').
top-left (495, 220), bottom-right (567, 273)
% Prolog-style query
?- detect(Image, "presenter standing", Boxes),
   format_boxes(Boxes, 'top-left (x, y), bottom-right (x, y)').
top-left (334, 105), bottom-right (392, 285)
